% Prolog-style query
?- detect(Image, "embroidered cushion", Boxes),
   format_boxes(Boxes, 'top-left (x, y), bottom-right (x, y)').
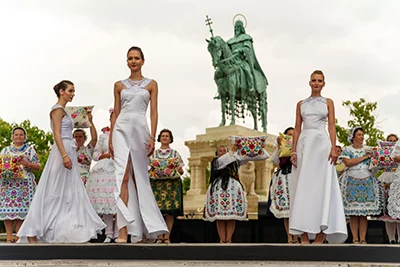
top-left (149, 157), bottom-right (181, 179)
top-left (278, 132), bottom-right (292, 158)
top-left (377, 140), bottom-right (396, 148)
top-left (65, 106), bottom-right (94, 128)
top-left (369, 147), bottom-right (398, 170)
top-left (0, 155), bottom-right (27, 179)
top-left (229, 135), bottom-right (269, 161)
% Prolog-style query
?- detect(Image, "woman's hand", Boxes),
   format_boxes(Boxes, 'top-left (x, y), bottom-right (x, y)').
top-left (328, 148), bottom-right (338, 165)
top-left (88, 112), bottom-right (93, 123)
top-left (147, 140), bottom-right (155, 157)
top-left (109, 140), bottom-right (114, 159)
top-left (63, 156), bottom-right (72, 170)
top-left (290, 153), bottom-right (297, 168)
top-left (99, 153), bottom-right (112, 160)
top-left (231, 144), bottom-right (239, 152)
top-left (20, 159), bottom-right (30, 168)
top-left (277, 136), bottom-right (282, 149)
top-left (176, 165), bottom-right (184, 175)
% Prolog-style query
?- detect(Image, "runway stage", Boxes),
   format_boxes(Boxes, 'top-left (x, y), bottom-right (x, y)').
top-left (0, 243), bottom-right (400, 263)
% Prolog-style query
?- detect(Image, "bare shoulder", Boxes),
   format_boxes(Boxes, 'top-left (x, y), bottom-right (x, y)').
top-left (326, 98), bottom-right (335, 106)
top-left (50, 107), bottom-right (64, 118)
top-left (148, 79), bottom-right (158, 92)
top-left (296, 100), bottom-right (303, 108)
top-left (114, 81), bottom-right (124, 92)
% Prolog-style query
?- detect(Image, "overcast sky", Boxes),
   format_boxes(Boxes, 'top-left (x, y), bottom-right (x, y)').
top-left (1, 0), bottom-right (400, 167)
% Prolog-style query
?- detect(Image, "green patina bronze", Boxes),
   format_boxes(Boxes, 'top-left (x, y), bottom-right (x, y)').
top-left (206, 15), bottom-right (268, 132)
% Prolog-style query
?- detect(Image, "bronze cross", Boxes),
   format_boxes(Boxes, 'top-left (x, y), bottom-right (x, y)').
top-left (205, 15), bottom-right (214, 38)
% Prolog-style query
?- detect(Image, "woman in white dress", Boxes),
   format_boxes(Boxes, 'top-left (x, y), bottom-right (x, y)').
top-left (204, 145), bottom-right (248, 243)
top-left (86, 109), bottom-right (118, 243)
top-left (270, 127), bottom-right (296, 243)
top-left (289, 70), bottom-right (347, 244)
top-left (109, 46), bottom-right (168, 243)
top-left (17, 80), bottom-right (105, 243)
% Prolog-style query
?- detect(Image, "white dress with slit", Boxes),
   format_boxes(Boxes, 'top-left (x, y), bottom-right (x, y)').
top-left (112, 77), bottom-right (168, 242)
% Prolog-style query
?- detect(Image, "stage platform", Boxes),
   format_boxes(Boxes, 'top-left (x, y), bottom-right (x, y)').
top-left (1, 243), bottom-right (400, 264)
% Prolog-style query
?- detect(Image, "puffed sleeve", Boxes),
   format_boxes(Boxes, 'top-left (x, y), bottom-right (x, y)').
top-left (339, 146), bottom-right (352, 160)
top-left (92, 134), bottom-right (105, 162)
top-left (271, 148), bottom-right (280, 165)
top-left (391, 142), bottom-right (400, 158)
top-left (173, 149), bottom-right (184, 167)
top-left (27, 146), bottom-right (40, 166)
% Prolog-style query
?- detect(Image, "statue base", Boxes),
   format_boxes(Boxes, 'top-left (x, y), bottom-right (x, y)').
top-left (183, 125), bottom-right (277, 220)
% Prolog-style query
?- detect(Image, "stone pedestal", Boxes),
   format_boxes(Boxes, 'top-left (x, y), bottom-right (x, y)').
top-left (184, 125), bottom-right (276, 219)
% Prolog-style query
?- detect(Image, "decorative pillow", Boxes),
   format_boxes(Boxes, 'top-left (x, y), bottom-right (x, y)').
top-left (229, 135), bottom-right (269, 161)
top-left (0, 155), bottom-right (26, 179)
top-left (377, 140), bottom-right (396, 148)
top-left (65, 106), bottom-right (94, 128)
top-left (278, 132), bottom-right (292, 158)
top-left (369, 147), bottom-right (398, 170)
top-left (149, 157), bottom-right (181, 179)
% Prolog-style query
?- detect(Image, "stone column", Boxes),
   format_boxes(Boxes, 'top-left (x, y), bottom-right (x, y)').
top-left (187, 158), bottom-right (209, 195)
top-left (254, 159), bottom-right (274, 197)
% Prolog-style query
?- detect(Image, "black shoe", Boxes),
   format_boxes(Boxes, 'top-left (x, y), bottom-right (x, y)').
top-left (390, 240), bottom-right (396, 244)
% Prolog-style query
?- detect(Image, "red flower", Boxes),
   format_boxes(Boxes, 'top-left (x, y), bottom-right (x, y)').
top-left (12, 158), bottom-right (18, 163)
top-left (258, 149), bottom-right (262, 155)
top-left (78, 158), bottom-right (83, 163)
top-left (249, 143), bottom-right (255, 150)
top-left (241, 150), bottom-right (247, 156)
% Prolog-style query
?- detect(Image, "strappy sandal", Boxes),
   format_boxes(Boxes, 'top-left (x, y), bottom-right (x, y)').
top-left (6, 239), bottom-right (14, 243)
top-left (353, 240), bottom-right (359, 244)
top-left (360, 240), bottom-right (367, 244)
top-left (156, 238), bottom-right (164, 244)
top-left (163, 238), bottom-right (170, 244)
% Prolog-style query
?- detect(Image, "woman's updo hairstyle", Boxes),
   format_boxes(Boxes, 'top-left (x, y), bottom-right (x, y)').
top-left (54, 80), bottom-right (73, 98)
top-left (127, 46), bottom-right (145, 61)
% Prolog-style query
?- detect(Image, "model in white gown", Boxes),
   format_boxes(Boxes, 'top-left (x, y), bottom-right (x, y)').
top-left (289, 96), bottom-right (347, 244)
top-left (17, 104), bottom-right (106, 243)
top-left (112, 77), bottom-right (168, 242)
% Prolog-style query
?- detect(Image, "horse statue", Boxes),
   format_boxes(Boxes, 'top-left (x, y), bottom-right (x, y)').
top-left (205, 16), bottom-right (268, 132)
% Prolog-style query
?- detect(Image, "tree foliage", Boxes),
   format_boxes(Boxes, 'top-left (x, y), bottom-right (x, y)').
top-left (0, 118), bottom-right (53, 178)
top-left (335, 98), bottom-right (385, 147)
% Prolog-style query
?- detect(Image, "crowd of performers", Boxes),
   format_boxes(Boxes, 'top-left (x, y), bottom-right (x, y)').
top-left (1, 47), bottom-right (399, 245)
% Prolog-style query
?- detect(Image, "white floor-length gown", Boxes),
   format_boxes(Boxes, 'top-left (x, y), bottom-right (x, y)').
top-left (17, 104), bottom-right (106, 243)
top-left (112, 77), bottom-right (168, 242)
top-left (289, 96), bottom-right (348, 243)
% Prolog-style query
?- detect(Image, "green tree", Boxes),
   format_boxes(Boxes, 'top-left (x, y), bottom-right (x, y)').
top-left (0, 118), bottom-right (53, 178)
top-left (335, 98), bottom-right (385, 147)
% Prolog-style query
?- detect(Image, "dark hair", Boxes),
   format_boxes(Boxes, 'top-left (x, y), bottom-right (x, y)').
top-left (73, 129), bottom-right (87, 140)
top-left (12, 127), bottom-right (27, 141)
top-left (283, 127), bottom-right (294, 135)
top-left (127, 46), bottom-right (145, 61)
top-left (336, 145), bottom-right (342, 150)
top-left (351, 127), bottom-right (364, 143)
top-left (157, 129), bottom-right (173, 144)
top-left (387, 134), bottom-right (399, 142)
top-left (54, 80), bottom-right (73, 98)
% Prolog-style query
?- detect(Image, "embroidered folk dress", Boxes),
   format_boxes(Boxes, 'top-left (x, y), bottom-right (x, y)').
top-left (204, 152), bottom-right (248, 222)
top-left (339, 145), bottom-right (384, 216)
top-left (149, 148), bottom-right (184, 217)
top-left (387, 142), bottom-right (400, 219)
top-left (0, 144), bottom-right (39, 220)
top-left (86, 132), bottom-right (118, 215)
top-left (269, 148), bottom-right (291, 219)
top-left (76, 144), bottom-right (94, 185)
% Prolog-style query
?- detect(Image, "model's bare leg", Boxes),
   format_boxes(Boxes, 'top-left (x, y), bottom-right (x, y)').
top-left (14, 219), bottom-right (23, 242)
top-left (4, 220), bottom-right (14, 242)
top-left (117, 159), bottom-right (132, 243)
top-left (216, 220), bottom-right (226, 243)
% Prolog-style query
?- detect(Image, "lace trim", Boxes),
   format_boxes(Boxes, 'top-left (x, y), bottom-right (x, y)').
top-left (302, 96), bottom-right (326, 105)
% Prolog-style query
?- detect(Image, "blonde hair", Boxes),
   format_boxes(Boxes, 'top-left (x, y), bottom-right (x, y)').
top-left (310, 70), bottom-right (325, 81)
